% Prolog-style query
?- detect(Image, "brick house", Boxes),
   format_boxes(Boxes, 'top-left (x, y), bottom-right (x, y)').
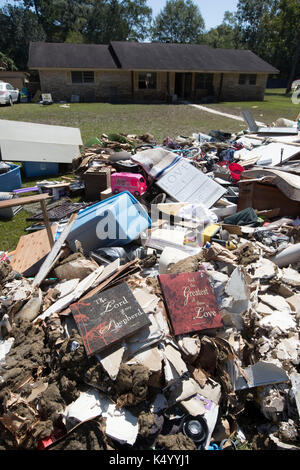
top-left (28, 41), bottom-right (279, 103)
top-left (0, 71), bottom-right (28, 90)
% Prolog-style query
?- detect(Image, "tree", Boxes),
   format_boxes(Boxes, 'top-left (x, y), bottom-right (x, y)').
top-left (151, 0), bottom-right (205, 43)
top-left (0, 4), bottom-right (46, 69)
top-left (121, 0), bottom-right (153, 41)
top-left (0, 52), bottom-right (17, 71)
top-left (83, 0), bottom-right (152, 43)
top-left (203, 11), bottom-right (243, 49)
top-left (84, 0), bottom-right (127, 44)
top-left (275, 0), bottom-right (300, 92)
top-left (65, 30), bottom-right (84, 43)
top-left (19, 0), bottom-right (87, 42)
top-left (236, 0), bottom-right (300, 92)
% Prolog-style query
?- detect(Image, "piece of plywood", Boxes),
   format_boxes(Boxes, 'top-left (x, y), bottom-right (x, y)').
top-left (10, 225), bottom-right (57, 276)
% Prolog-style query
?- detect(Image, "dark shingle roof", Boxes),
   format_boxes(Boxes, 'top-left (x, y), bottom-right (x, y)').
top-left (28, 42), bottom-right (118, 69)
top-left (28, 41), bottom-right (279, 74)
top-left (110, 41), bottom-right (279, 73)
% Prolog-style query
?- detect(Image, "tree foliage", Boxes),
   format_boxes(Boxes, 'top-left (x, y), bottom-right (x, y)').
top-left (0, 52), bottom-right (17, 71)
top-left (0, 4), bottom-right (45, 70)
top-left (236, 0), bottom-right (300, 90)
top-left (151, 0), bottom-right (205, 43)
top-left (202, 11), bottom-right (243, 49)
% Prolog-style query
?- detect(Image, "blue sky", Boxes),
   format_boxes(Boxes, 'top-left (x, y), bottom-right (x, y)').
top-left (0, 0), bottom-right (239, 30)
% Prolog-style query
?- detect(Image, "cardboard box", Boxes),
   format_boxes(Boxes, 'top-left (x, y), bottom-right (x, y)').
top-left (83, 167), bottom-right (111, 201)
top-left (100, 187), bottom-right (113, 200)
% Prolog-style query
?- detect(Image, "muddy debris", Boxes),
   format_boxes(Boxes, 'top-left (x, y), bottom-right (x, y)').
top-left (1, 127), bottom-right (300, 452)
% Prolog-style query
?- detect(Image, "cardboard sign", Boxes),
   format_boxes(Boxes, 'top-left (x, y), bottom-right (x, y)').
top-left (159, 267), bottom-right (223, 335)
top-left (156, 159), bottom-right (226, 208)
top-left (70, 282), bottom-right (151, 356)
top-left (42, 93), bottom-right (53, 102)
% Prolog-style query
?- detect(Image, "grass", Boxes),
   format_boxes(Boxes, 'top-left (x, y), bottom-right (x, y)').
top-left (0, 89), bottom-right (295, 251)
top-left (0, 101), bottom-right (246, 143)
top-left (206, 88), bottom-right (299, 124)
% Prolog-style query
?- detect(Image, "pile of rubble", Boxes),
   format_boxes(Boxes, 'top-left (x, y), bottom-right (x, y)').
top-left (0, 122), bottom-right (300, 451)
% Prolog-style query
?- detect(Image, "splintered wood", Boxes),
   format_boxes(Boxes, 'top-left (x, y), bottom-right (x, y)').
top-left (10, 225), bottom-right (58, 276)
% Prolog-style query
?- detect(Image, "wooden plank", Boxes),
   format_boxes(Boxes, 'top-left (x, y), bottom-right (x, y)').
top-left (40, 199), bottom-right (54, 247)
top-left (0, 193), bottom-right (52, 209)
top-left (10, 225), bottom-right (57, 276)
top-left (32, 213), bottom-right (78, 288)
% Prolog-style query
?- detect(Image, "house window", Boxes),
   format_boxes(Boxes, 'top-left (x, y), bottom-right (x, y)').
top-left (71, 71), bottom-right (95, 84)
top-left (138, 72), bottom-right (157, 89)
top-left (249, 74), bottom-right (257, 85)
top-left (239, 74), bottom-right (257, 85)
top-left (195, 73), bottom-right (214, 89)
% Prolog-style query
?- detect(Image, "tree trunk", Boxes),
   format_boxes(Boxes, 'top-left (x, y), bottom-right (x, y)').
top-left (286, 37), bottom-right (300, 94)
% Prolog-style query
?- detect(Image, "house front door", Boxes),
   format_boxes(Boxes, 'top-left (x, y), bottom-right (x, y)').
top-left (175, 73), bottom-right (192, 99)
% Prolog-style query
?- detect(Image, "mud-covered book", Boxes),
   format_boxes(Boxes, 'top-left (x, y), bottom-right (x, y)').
top-left (70, 282), bottom-right (151, 356)
top-left (158, 267), bottom-right (223, 335)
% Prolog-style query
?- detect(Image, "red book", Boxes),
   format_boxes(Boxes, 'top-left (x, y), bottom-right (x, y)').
top-left (158, 267), bottom-right (223, 335)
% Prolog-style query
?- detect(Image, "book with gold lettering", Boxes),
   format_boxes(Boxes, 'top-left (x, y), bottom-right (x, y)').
top-left (70, 282), bottom-right (151, 356)
top-left (158, 267), bottom-right (223, 335)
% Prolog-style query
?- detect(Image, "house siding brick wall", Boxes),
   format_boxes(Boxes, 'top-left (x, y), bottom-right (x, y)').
top-left (39, 69), bottom-right (132, 102)
top-left (38, 70), bottom-right (269, 103)
top-left (219, 73), bottom-right (268, 101)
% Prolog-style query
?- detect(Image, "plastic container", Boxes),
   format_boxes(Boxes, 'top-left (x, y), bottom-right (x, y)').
top-left (66, 190), bottom-right (152, 255)
top-left (228, 162), bottom-right (245, 181)
top-left (0, 163), bottom-right (22, 192)
top-left (23, 161), bottom-right (59, 178)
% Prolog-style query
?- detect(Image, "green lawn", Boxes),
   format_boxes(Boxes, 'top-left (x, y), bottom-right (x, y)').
top-left (206, 88), bottom-right (299, 124)
top-left (0, 89), bottom-right (296, 252)
top-left (0, 101), bottom-right (246, 143)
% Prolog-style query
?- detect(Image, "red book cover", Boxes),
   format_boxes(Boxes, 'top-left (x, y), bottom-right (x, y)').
top-left (158, 266), bottom-right (223, 335)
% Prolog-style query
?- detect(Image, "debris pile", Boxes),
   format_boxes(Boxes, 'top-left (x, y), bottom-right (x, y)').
top-left (0, 117), bottom-right (300, 451)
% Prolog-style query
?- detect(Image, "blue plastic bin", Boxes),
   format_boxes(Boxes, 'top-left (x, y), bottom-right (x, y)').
top-left (23, 161), bottom-right (59, 178)
top-left (0, 164), bottom-right (22, 192)
top-left (66, 191), bottom-right (152, 255)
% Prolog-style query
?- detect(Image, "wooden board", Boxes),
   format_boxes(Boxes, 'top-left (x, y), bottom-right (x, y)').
top-left (33, 213), bottom-right (78, 288)
top-left (10, 225), bottom-right (58, 276)
top-left (0, 193), bottom-right (52, 209)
